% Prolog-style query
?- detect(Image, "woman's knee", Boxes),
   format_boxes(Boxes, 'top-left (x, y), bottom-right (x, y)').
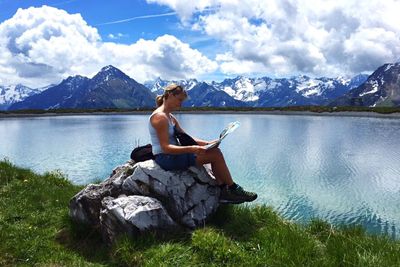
top-left (213, 147), bottom-right (223, 155)
top-left (196, 148), bottom-right (224, 165)
top-left (208, 147), bottom-right (223, 160)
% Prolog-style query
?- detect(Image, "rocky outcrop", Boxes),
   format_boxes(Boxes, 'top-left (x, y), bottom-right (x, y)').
top-left (69, 161), bottom-right (133, 226)
top-left (69, 160), bottom-right (221, 243)
top-left (100, 195), bottom-right (179, 243)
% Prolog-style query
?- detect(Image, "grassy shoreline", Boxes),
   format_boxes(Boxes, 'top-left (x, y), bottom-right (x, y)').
top-left (1, 159), bottom-right (400, 266)
top-left (1, 106), bottom-right (400, 119)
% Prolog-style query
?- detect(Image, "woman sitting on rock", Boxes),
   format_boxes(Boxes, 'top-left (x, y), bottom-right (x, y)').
top-left (149, 83), bottom-right (257, 204)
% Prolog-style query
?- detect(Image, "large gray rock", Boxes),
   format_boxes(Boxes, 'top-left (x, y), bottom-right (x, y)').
top-left (122, 160), bottom-right (220, 228)
top-left (100, 195), bottom-right (179, 243)
top-left (69, 161), bottom-right (135, 225)
top-left (69, 160), bottom-right (221, 242)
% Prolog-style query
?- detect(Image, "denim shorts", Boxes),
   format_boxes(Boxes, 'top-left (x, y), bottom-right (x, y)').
top-left (154, 153), bottom-right (197, 171)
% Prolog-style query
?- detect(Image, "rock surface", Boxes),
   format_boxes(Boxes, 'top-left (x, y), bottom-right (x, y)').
top-left (100, 195), bottom-right (179, 243)
top-left (69, 160), bottom-right (221, 243)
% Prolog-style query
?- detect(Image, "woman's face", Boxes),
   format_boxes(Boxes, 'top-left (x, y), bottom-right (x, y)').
top-left (169, 90), bottom-right (186, 109)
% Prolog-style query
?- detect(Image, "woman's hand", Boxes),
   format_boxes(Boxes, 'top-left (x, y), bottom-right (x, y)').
top-left (207, 139), bottom-right (220, 148)
top-left (191, 145), bottom-right (207, 155)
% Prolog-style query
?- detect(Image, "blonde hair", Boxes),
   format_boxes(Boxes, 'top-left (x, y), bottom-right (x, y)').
top-left (155, 83), bottom-right (187, 107)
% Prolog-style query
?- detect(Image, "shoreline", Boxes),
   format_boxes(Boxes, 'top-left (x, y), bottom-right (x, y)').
top-left (1, 110), bottom-right (400, 119)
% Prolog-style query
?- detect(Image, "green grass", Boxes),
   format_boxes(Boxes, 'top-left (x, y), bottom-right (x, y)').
top-left (1, 159), bottom-right (400, 266)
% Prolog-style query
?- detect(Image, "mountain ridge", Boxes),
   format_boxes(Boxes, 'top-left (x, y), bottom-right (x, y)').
top-left (8, 66), bottom-right (155, 110)
top-left (330, 63), bottom-right (400, 107)
top-left (6, 62), bottom-right (400, 110)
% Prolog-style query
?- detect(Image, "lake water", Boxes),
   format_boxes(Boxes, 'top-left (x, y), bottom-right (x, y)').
top-left (1, 113), bottom-right (400, 238)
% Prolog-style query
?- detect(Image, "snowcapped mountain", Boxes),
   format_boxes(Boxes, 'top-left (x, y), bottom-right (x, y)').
top-left (8, 76), bottom-right (90, 110)
top-left (0, 84), bottom-right (45, 110)
top-left (6, 64), bottom-right (377, 110)
top-left (144, 78), bottom-right (199, 95)
top-left (211, 76), bottom-right (264, 102)
top-left (9, 66), bottom-right (155, 110)
top-left (331, 63), bottom-right (400, 107)
top-left (144, 74), bottom-right (368, 107)
top-left (348, 74), bottom-right (370, 90)
top-left (290, 75), bottom-right (362, 104)
top-left (210, 75), bottom-right (368, 106)
top-left (183, 82), bottom-right (247, 107)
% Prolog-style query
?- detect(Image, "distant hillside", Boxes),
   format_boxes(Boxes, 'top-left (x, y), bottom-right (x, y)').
top-left (183, 82), bottom-right (247, 107)
top-left (331, 63), bottom-right (400, 107)
top-left (148, 74), bottom-right (368, 107)
top-left (9, 66), bottom-right (156, 110)
top-left (10, 63), bottom-right (397, 110)
top-left (0, 84), bottom-right (45, 110)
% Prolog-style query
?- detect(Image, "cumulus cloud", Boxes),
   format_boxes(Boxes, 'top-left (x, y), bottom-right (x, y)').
top-left (0, 5), bottom-right (217, 87)
top-left (100, 35), bottom-right (217, 82)
top-left (148, 0), bottom-right (400, 77)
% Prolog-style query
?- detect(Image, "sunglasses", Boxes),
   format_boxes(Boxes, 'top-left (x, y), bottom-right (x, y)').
top-left (168, 86), bottom-right (182, 94)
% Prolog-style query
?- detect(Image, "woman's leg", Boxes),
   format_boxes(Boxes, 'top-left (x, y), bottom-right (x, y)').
top-left (195, 148), bottom-right (234, 186)
top-left (196, 148), bottom-right (258, 203)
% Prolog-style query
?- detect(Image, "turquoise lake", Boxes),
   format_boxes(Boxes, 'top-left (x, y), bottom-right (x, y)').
top-left (1, 113), bottom-right (400, 238)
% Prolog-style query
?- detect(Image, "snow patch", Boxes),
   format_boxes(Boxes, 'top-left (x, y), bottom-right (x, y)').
top-left (102, 66), bottom-right (114, 72)
top-left (46, 103), bottom-right (60, 110)
top-left (0, 84), bottom-right (39, 105)
top-left (245, 95), bottom-right (259, 101)
top-left (326, 80), bottom-right (334, 88)
top-left (253, 79), bottom-right (266, 92)
top-left (296, 78), bottom-right (323, 97)
top-left (223, 86), bottom-right (235, 96)
top-left (223, 77), bottom-right (259, 101)
top-left (360, 81), bottom-right (379, 97)
top-left (384, 64), bottom-right (394, 72)
top-left (267, 81), bottom-right (280, 90)
top-left (337, 77), bottom-right (348, 85)
top-left (303, 88), bottom-right (319, 97)
top-left (296, 79), bottom-right (320, 93)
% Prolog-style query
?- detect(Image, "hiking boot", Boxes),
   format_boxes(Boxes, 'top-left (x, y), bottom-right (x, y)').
top-left (219, 184), bottom-right (258, 204)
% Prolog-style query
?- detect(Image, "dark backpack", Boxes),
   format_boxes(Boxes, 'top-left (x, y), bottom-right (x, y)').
top-left (174, 127), bottom-right (198, 146)
top-left (130, 143), bottom-right (155, 162)
top-left (130, 127), bottom-right (196, 163)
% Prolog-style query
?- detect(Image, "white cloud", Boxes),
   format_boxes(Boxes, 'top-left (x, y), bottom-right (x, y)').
top-left (148, 0), bottom-right (400, 77)
top-left (0, 5), bottom-right (217, 87)
top-left (216, 52), bottom-right (270, 75)
top-left (0, 6), bottom-right (101, 86)
top-left (100, 35), bottom-right (217, 82)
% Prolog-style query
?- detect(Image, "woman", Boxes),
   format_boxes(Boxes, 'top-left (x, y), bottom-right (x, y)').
top-left (149, 84), bottom-right (257, 203)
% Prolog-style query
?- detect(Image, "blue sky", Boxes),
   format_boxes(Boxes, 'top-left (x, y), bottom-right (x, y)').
top-left (0, 0), bottom-right (399, 87)
top-left (1, 1), bottom-right (191, 46)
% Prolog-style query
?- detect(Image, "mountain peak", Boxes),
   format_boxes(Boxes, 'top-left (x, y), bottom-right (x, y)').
top-left (62, 75), bottom-right (88, 84)
top-left (92, 65), bottom-right (129, 83)
top-left (97, 65), bottom-right (127, 77)
top-left (100, 65), bottom-right (120, 72)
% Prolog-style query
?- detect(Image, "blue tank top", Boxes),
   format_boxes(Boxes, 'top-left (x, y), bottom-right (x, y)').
top-left (148, 112), bottom-right (177, 155)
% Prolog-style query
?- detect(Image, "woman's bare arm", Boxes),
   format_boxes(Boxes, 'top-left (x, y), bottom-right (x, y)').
top-left (151, 113), bottom-right (205, 154)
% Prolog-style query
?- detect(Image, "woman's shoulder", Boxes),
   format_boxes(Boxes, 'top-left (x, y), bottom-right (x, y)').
top-left (150, 111), bottom-right (168, 124)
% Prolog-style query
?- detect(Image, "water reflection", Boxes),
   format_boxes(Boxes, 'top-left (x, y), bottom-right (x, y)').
top-left (1, 113), bottom-right (400, 237)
